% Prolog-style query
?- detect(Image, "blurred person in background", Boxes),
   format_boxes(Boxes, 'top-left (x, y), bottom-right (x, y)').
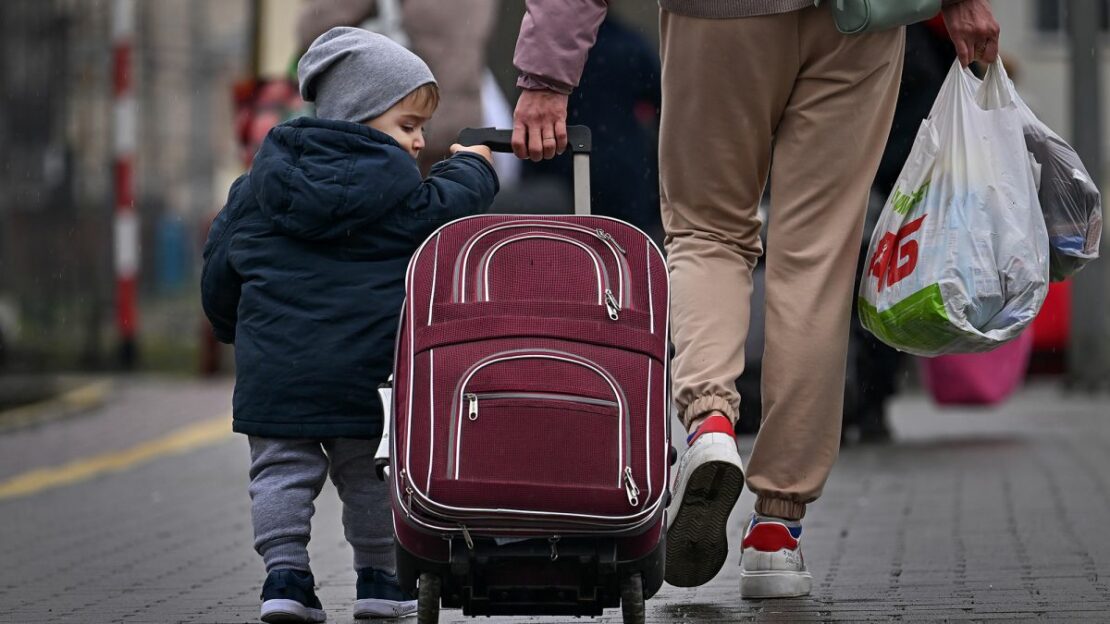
top-left (297, 0), bottom-right (498, 176)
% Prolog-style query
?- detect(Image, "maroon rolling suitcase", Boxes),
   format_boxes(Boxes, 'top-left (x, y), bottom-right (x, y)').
top-left (378, 127), bottom-right (670, 623)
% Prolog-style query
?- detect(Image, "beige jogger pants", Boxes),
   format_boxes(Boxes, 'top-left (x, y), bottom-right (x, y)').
top-left (660, 6), bottom-right (905, 520)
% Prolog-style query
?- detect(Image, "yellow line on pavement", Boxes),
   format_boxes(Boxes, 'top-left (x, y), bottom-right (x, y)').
top-left (0, 415), bottom-right (234, 501)
top-left (0, 379), bottom-right (113, 433)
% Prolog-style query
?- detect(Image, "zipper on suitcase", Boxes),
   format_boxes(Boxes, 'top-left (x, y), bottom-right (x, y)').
top-left (624, 466), bottom-right (641, 507)
top-left (594, 228), bottom-right (626, 254)
top-left (604, 289), bottom-right (620, 321)
top-left (466, 393), bottom-right (478, 420)
top-left (464, 391), bottom-right (619, 421)
top-left (459, 524), bottom-right (475, 550)
top-left (455, 392), bottom-right (622, 486)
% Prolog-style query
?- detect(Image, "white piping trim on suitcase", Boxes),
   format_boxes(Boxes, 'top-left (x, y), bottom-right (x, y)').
top-left (442, 346), bottom-right (628, 472)
top-left (427, 349), bottom-right (434, 493)
top-left (401, 503), bottom-right (662, 536)
top-left (399, 501), bottom-right (661, 537)
top-left (403, 478), bottom-right (666, 526)
top-left (418, 214), bottom-right (657, 297)
top-left (398, 220), bottom-right (445, 515)
top-left (404, 285), bottom-right (416, 491)
top-left (410, 214), bottom-right (664, 269)
top-left (453, 220), bottom-right (628, 306)
top-left (450, 350), bottom-right (625, 483)
top-left (398, 478), bottom-right (663, 529)
top-left (646, 239), bottom-right (655, 334)
top-left (427, 234), bottom-right (440, 325)
top-left (663, 251), bottom-right (672, 499)
top-left (646, 357), bottom-right (652, 498)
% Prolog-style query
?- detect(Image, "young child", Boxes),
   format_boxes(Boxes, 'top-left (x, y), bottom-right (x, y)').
top-left (201, 27), bottom-right (496, 623)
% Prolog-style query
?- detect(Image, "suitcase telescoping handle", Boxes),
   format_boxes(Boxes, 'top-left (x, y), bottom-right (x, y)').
top-left (458, 125), bottom-right (593, 216)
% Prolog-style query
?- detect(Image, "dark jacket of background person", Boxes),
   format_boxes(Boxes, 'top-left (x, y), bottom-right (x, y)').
top-left (522, 16), bottom-right (662, 240)
top-left (873, 18), bottom-right (958, 199)
top-left (201, 117), bottom-right (497, 439)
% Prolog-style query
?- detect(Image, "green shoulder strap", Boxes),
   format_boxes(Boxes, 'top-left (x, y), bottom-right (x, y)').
top-left (814, 0), bottom-right (943, 35)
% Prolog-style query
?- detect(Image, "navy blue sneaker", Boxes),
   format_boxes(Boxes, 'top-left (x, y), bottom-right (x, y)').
top-left (260, 569), bottom-right (326, 623)
top-left (353, 568), bottom-right (417, 619)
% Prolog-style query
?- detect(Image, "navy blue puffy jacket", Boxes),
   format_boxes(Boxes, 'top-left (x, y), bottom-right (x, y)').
top-left (202, 117), bottom-right (497, 439)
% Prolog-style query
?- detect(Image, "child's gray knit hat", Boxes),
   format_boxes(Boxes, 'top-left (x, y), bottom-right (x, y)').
top-left (297, 27), bottom-right (436, 124)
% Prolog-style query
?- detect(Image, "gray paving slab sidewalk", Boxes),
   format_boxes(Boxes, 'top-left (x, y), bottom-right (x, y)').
top-left (1, 376), bottom-right (1109, 623)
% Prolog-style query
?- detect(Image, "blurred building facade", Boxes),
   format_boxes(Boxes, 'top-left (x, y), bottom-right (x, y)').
top-left (992, 1), bottom-right (1109, 184)
top-left (0, 0), bottom-right (251, 370)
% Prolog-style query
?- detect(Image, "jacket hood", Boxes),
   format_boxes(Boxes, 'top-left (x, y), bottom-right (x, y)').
top-left (248, 117), bottom-right (421, 241)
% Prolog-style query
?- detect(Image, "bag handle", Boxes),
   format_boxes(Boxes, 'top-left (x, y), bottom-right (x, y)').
top-left (458, 126), bottom-right (594, 215)
top-left (457, 125), bottom-right (591, 155)
top-left (972, 59), bottom-right (1013, 110)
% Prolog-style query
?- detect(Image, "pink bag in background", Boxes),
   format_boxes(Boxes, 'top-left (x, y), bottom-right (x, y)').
top-left (919, 330), bottom-right (1034, 406)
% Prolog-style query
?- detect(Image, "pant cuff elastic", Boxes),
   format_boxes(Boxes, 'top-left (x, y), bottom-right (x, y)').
top-left (353, 538), bottom-right (396, 574)
top-left (682, 395), bottom-right (737, 430)
top-left (755, 497), bottom-right (806, 521)
top-left (260, 539), bottom-right (311, 574)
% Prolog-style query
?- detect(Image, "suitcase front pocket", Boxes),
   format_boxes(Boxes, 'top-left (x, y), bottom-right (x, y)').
top-left (454, 394), bottom-right (621, 489)
top-left (445, 349), bottom-right (641, 506)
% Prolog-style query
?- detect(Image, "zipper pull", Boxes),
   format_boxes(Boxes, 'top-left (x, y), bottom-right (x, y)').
top-left (624, 466), bottom-right (641, 507)
top-left (459, 524), bottom-right (475, 550)
top-left (549, 535), bottom-right (560, 562)
top-left (400, 469), bottom-right (413, 512)
top-left (595, 228), bottom-right (627, 254)
top-left (605, 289), bottom-right (620, 321)
top-left (466, 393), bottom-right (478, 421)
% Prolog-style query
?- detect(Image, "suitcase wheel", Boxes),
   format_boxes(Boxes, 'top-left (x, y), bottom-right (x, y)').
top-left (417, 572), bottom-right (441, 624)
top-left (620, 573), bottom-right (645, 624)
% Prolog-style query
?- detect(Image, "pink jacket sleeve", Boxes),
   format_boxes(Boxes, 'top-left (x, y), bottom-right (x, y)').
top-left (513, 0), bottom-right (609, 95)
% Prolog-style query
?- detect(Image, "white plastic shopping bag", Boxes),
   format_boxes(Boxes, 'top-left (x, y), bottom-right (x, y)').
top-left (859, 60), bottom-right (1049, 356)
top-left (1015, 94), bottom-right (1102, 281)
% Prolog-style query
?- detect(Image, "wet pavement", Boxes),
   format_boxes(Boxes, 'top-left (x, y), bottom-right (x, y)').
top-left (2, 376), bottom-right (1109, 622)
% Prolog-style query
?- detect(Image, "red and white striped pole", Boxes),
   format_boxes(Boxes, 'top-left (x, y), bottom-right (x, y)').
top-left (112, 0), bottom-right (139, 367)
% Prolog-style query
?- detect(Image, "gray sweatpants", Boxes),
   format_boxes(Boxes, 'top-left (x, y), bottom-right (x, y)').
top-left (248, 437), bottom-right (394, 574)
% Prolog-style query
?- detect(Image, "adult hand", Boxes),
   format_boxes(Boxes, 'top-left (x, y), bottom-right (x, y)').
top-left (512, 89), bottom-right (569, 161)
top-left (943, 0), bottom-right (1000, 67)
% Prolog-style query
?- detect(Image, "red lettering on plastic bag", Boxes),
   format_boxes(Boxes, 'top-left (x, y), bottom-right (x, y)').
top-left (869, 215), bottom-right (927, 292)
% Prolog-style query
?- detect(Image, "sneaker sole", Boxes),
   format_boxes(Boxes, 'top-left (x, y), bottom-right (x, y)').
top-left (664, 458), bottom-right (745, 587)
top-left (739, 570), bottom-right (813, 599)
top-left (353, 598), bottom-right (417, 619)
top-left (261, 599), bottom-right (327, 623)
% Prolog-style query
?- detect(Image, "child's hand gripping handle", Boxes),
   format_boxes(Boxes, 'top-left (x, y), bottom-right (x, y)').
top-left (374, 381), bottom-right (392, 481)
top-left (459, 126), bottom-right (594, 215)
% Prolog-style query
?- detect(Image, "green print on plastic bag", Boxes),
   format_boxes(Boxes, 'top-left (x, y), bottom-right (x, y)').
top-left (891, 182), bottom-right (929, 216)
top-left (858, 283), bottom-right (964, 354)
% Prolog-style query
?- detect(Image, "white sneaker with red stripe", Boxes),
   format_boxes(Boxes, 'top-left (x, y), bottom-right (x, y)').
top-left (664, 414), bottom-right (745, 587)
top-left (739, 514), bottom-right (812, 598)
